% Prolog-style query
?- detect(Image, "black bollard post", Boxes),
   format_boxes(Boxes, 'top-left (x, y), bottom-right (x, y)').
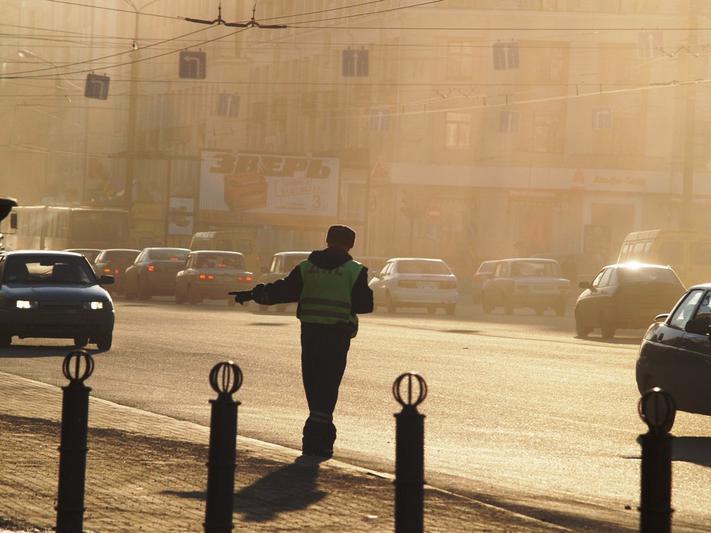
top-left (392, 372), bottom-right (428, 533)
top-left (204, 361), bottom-right (243, 533)
top-left (638, 387), bottom-right (676, 533)
top-left (56, 350), bottom-right (95, 533)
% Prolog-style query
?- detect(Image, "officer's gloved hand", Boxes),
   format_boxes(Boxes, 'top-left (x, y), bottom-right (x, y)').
top-left (251, 284), bottom-right (268, 304)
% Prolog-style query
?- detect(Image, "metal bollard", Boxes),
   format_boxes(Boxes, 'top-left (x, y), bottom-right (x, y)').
top-left (638, 387), bottom-right (676, 533)
top-left (392, 372), bottom-right (428, 533)
top-left (204, 361), bottom-right (243, 533)
top-left (56, 350), bottom-right (95, 533)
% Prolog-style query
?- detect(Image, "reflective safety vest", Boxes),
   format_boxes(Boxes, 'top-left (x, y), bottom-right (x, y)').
top-left (299, 259), bottom-right (363, 331)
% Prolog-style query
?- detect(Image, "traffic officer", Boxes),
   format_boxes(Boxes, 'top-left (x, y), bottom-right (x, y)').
top-left (234, 225), bottom-right (373, 458)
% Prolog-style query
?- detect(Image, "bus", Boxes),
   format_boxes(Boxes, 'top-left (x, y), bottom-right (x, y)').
top-left (617, 229), bottom-right (711, 287)
top-left (0, 205), bottom-right (130, 251)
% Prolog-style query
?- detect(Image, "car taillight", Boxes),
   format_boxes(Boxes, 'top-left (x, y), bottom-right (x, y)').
top-left (237, 275), bottom-right (253, 282)
top-left (114, 268), bottom-right (120, 274)
top-left (147, 264), bottom-right (156, 273)
top-left (398, 280), bottom-right (417, 288)
top-left (103, 267), bottom-right (112, 274)
top-left (199, 273), bottom-right (215, 281)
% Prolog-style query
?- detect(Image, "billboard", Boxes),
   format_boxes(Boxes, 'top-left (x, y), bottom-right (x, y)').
top-left (199, 151), bottom-right (339, 217)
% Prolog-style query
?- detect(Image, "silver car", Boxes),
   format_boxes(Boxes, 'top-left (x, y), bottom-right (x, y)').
top-left (481, 258), bottom-right (570, 315)
top-left (368, 258), bottom-right (459, 315)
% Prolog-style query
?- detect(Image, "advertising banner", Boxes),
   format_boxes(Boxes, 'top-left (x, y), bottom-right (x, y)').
top-left (199, 151), bottom-right (339, 217)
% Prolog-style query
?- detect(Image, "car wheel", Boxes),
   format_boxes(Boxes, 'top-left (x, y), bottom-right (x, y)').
top-left (554, 301), bottom-right (566, 317)
top-left (227, 297), bottom-right (236, 307)
top-left (188, 286), bottom-right (201, 305)
top-left (73, 337), bottom-right (88, 348)
top-left (95, 334), bottom-right (112, 351)
top-left (427, 305), bottom-right (436, 315)
top-left (0, 333), bottom-right (11, 347)
top-left (504, 299), bottom-right (515, 315)
top-left (575, 318), bottom-right (591, 338)
top-left (445, 304), bottom-right (455, 316)
top-left (175, 286), bottom-right (186, 304)
top-left (386, 292), bottom-right (397, 314)
top-left (137, 279), bottom-right (151, 300)
top-left (600, 314), bottom-right (616, 339)
top-left (482, 297), bottom-right (493, 314)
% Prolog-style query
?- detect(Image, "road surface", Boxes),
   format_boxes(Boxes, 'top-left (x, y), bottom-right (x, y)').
top-left (2, 301), bottom-right (710, 530)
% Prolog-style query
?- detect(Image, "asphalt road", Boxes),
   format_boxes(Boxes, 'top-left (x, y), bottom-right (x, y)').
top-left (3, 301), bottom-right (711, 531)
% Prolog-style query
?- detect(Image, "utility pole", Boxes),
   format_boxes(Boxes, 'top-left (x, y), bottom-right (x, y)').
top-left (680, 0), bottom-right (698, 230)
top-left (124, 10), bottom-right (140, 212)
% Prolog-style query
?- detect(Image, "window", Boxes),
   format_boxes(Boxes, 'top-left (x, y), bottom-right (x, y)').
top-left (499, 111), bottom-right (520, 133)
top-left (638, 30), bottom-right (663, 59)
top-left (216, 94), bottom-right (240, 117)
top-left (598, 268), bottom-right (613, 287)
top-left (591, 270), bottom-right (605, 287)
top-left (493, 42), bottom-right (519, 70)
top-left (447, 43), bottom-right (474, 79)
top-left (445, 112), bottom-right (471, 148)
top-left (593, 108), bottom-right (613, 130)
top-left (669, 289), bottom-right (703, 330)
top-left (695, 292), bottom-right (711, 319)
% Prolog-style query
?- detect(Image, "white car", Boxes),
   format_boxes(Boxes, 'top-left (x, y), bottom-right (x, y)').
top-left (368, 258), bottom-right (459, 315)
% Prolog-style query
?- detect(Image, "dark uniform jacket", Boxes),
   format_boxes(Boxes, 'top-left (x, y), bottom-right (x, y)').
top-left (252, 248), bottom-right (374, 318)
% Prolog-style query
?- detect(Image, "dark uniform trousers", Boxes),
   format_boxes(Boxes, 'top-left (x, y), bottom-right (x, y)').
top-left (300, 322), bottom-right (352, 453)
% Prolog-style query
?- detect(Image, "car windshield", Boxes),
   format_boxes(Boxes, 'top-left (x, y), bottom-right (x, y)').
top-left (3, 255), bottom-right (96, 285)
top-left (397, 260), bottom-right (451, 274)
top-left (195, 253), bottom-right (245, 269)
top-left (283, 254), bottom-right (310, 271)
top-left (510, 261), bottom-right (559, 277)
top-left (478, 262), bottom-right (497, 274)
top-left (620, 267), bottom-right (680, 285)
top-left (101, 250), bottom-right (139, 267)
top-left (147, 249), bottom-right (188, 261)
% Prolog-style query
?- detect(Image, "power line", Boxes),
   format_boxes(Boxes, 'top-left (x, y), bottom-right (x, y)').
top-left (43, 0), bottom-right (184, 21)
top-left (283, 0), bottom-right (444, 26)
top-left (288, 25), bottom-right (711, 31)
top-left (261, 0), bottom-right (385, 22)
top-left (1, 24), bottom-right (217, 77)
top-left (1, 26), bottom-right (252, 80)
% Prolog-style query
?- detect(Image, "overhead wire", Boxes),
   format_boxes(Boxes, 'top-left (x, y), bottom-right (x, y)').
top-left (260, 0), bottom-right (385, 21)
top-left (277, 0), bottom-right (444, 26)
top-left (1, 24), bottom-right (217, 77)
top-left (43, 0), bottom-right (184, 20)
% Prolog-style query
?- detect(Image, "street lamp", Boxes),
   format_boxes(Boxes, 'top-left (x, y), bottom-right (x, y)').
top-left (17, 48), bottom-right (80, 101)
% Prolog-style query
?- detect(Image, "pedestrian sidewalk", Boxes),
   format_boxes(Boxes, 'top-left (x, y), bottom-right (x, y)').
top-left (0, 371), bottom-right (562, 532)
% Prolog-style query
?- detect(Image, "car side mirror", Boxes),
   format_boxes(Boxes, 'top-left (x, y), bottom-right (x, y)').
top-left (684, 316), bottom-right (711, 336)
top-left (654, 313), bottom-right (670, 322)
top-left (99, 275), bottom-right (115, 285)
top-left (578, 281), bottom-right (592, 290)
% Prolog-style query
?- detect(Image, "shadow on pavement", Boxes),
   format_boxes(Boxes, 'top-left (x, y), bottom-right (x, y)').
top-left (163, 456), bottom-right (327, 522)
top-left (673, 437), bottom-right (711, 467)
top-left (576, 336), bottom-right (642, 346)
top-left (0, 345), bottom-right (99, 358)
top-left (233, 456), bottom-right (327, 522)
top-left (248, 322), bottom-right (290, 327)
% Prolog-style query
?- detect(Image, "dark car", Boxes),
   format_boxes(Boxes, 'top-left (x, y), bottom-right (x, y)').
top-left (123, 247), bottom-right (189, 300)
top-left (481, 258), bottom-right (570, 315)
top-left (0, 251), bottom-right (114, 350)
top-left (175, 251), bottom-right (253, 305)
top-left (64, 248), bottom-right (103, 264)
top-left (636, 286), bottom-right (711, 415)
top-left (94, 249), bottom-right (140, 295)
top-left (575, 263), bottom-right (685, 339)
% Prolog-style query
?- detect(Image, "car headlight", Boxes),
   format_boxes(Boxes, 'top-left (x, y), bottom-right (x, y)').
top-left (16, 300), bottom-right (37, 309)
top-left (83, 301), bottom-right (104, 310)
